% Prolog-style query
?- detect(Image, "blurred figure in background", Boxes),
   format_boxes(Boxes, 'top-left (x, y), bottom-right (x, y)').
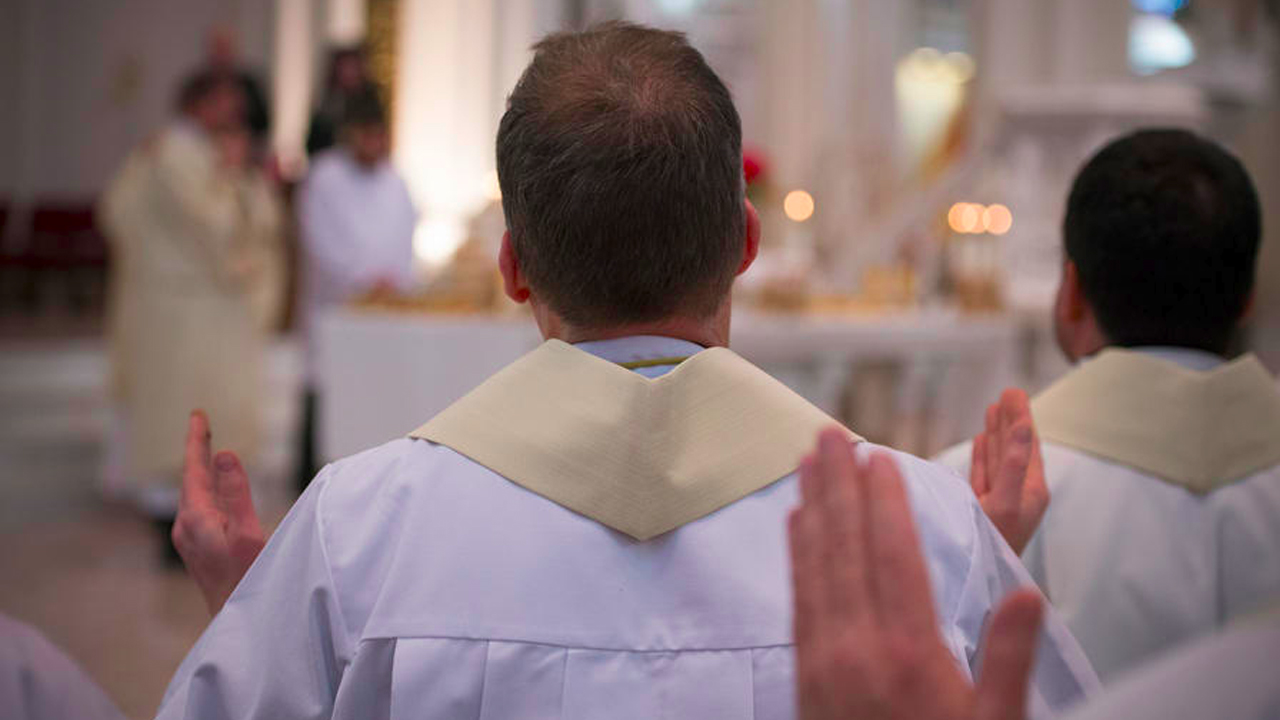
top-left (305, 45), bottom-right (376, 157)
top-left (294, 89), bottom-right (416, 491)
top-left (206, 27), bottom-right (271, 160)
top-left (99, 70), bottom-right (285, 564)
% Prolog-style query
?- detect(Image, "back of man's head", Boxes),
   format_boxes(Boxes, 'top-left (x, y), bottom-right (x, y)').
top-left (176, 70), bottom-right (242, 130)
top-left (340, 88), bottom-right (386, 130)
top-left (341, 89), bottom-right (389, 167)
top-left (1064, 128), bottom-right (1262, 354)
top-left (496, 22), bottom-right (745, 330)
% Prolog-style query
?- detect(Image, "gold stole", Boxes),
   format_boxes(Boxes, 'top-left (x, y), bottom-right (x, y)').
top-left (1032, 349), bottom-right (1280, 493)
top-left (410, 339), bottom-right (860, 540)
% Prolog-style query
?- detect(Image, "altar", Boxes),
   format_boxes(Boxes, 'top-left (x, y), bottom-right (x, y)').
top-left (315, 308), bottom-right (1020, 462)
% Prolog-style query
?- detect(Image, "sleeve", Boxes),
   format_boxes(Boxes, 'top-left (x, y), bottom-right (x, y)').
top-left (1214, 477), bottom-right (1280, 622)
top-left (155, 469), bottom-right (355, 720)
top-left (946, 500), bottom-right (1100, 719)
top-left (0, 615), bottom-right (125, 720)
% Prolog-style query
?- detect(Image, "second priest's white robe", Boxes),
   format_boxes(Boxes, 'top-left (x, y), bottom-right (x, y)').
top-left (937, 347), bottom-right (1280, 683)
top-left (156, 336), bottom-right (1097, 719)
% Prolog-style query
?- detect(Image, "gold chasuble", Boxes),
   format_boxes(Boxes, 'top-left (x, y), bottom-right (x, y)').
top-left (1032, 349), bottom-right (1280, 494)
top-left (411, 339), bottom-right (860, 540)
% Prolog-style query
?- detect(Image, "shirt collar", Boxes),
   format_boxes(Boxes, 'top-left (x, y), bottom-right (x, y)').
top-left (573, 335), bottom-right (707, 378)
top-left (1133, 346), bottom-right (1226, 372)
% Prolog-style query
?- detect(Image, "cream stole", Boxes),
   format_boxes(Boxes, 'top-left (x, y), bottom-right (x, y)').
top-left (410, 339), bottom-right (859, 540)
top-left (1032, 349), bottom-right (1280, 493)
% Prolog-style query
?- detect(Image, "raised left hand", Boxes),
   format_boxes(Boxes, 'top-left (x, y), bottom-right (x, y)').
top-left (969, 389), bottom-right (1048, 555)
top-left (171, 411), bottom-right (266, 615)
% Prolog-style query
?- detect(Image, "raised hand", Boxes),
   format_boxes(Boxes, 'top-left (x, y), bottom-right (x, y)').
top-left (970, 389), bottom-right (1048, 555)
top-left (790, 428), bottom-right (1044, 720)
top-left (172, 410), bottom-right (266, 615)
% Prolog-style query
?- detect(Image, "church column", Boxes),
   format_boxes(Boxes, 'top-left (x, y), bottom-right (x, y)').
top-left (392, 0), bottom-right (559, 267)
top-left (272, 0), bottom-right (315, 178)
top-left (327, 0), bottom-right (368, 44)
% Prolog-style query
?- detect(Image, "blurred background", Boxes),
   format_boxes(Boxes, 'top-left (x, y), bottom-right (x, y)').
top-left (0, 1), bottom-right (1277, 717)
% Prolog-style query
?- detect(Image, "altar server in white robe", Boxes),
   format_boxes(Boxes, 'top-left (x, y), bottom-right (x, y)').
top-left (297, 89), bottom-right (415, 338)
top-left (155, 23), bottom-right (1096, 719)
top-left (295, 89), bottom-right (417, 490)
top-left (937, 129), bottom-right (1280, 683)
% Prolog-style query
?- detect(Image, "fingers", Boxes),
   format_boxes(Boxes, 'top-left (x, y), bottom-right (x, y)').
top-left (798, 452), bottom-right (820, 504)
top-left (998, 388), bottom-right (1031, 424)
top-left (185, 410), bottom-right (211, 472)
top-left (983, 403), bottom-right (1000, 492)
top-left (862, 452), bottom-right (938, 635)
top-left (814, 429), bottom-right (874, 622)
top-left (212, 451), bottom-right (263, 539)
top-left (996, 390), bottom-right (1033, 470)
top-left (970, 430), bottom-right (989, 496)
top-left (1000, 388), bottom-right (1047, 498)
top-left (974, 589), bottom-right (1044, 720)
top-left (789, 506), bottom-right (823, 649)
top-left (182, 410), bottom-right (215, 507)
top-left (988, 418), bottom-right (1032, 524)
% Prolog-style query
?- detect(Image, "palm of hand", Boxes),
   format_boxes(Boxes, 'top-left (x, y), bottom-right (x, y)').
top-left (172, 411), bottom-right (266, 615)
top-left (970, 389), bottom-right (1048, 554)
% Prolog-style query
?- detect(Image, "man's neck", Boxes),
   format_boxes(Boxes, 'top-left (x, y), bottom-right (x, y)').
top-left (533, 299), bottom-right (732, 349)
top-left (345, 149), bottom-right (385, 172)
top-left (561, 325), bottom-right (722, 348)
top-left (1126, 345), bottom-right (1226, 371)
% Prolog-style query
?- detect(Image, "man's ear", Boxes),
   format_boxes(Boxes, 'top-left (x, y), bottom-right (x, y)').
top-left (1061, 260), bottom-right (1087, 321)
top-left (737, 199), bottom-right (761, 276)
top-left (499, 231), bottom-right (531, 304)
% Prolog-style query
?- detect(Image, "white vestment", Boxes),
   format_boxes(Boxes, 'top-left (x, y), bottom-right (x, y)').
top-left (156, 336), bottom-right (1096, 719)
top-left (297, 149), bottom-right (417, 378)
top-left (937, 347), bottom-right (1280, 683)
top-left (1060, 611), bottom-right (1280, 720)
top-left (0, 614), bottom-right (124, 720)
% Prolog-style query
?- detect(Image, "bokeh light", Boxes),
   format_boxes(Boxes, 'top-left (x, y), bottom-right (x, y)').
top-left (784, 190), bottom-right (816, 223)
top-left (948, 202), bottom-right (982, 233)
top-left (983, 204), bottom-right (1013, 235)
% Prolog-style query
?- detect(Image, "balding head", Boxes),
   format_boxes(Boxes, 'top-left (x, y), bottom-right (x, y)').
top-left (496, 22), bottom-right (745, 330)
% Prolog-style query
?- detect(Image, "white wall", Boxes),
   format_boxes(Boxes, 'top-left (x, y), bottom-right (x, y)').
top-left (4, 0), bottom-right (273, 204)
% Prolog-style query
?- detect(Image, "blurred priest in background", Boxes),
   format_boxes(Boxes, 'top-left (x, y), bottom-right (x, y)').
top-left (99, 69), bottom-right (284, 564)
top-left (938, 129), bottom-right (1280, 683)
top-left (155, 23), bottom-right (1095, 719)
